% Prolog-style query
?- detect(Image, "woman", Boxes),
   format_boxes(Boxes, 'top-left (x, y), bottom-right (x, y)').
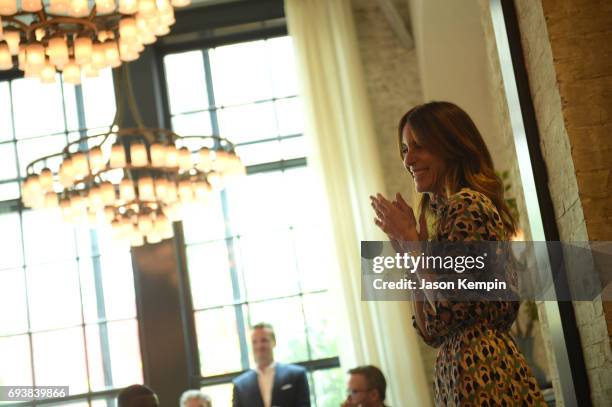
top-left (370, 102), bottom-right (544, 406)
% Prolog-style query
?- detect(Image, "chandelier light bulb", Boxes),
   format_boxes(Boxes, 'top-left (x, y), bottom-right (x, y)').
top-left (119, 38), bottom-right (138, 62)
top-left (178, 179), bottom-right (193, 203)
top-left (83, 63), bottom-right (99, 78)
top-left (41, 67), bottom-right (58, 83)
top-left (69, 0), bottom-right (89, 17)
top-left (88, 186), bottom-right (103, 210)
top-left (59, 157), bottom-right (75, 186)
top-left (74, 36), bottom-right (93, 65)
top-left (137, 176), bottom-right (155, 201)
top-left (120, 178), bottom-right (135, 202)
top-left (165, 145), bottom-right (178, 167)
top-left (150, 143), bottom-right (166, 167)
top-left (0, 0), bottom-right (17, 16)
top-left (48, 36), bottom-right (69, 68)
top-left (39, 168), bottom-right (54, 191)
top-left (165, 181), bottom-right (178, 203)
top-left (130, 233), bottom-right (145, 247)
top-left (63, 60), bottom-right (81, 84)
top-left (119, 0), bottom-right (138, 14)
top-left (26, 42), bottom-right (45, 69)
top-left (194, 181), bottom-right (210, 203)
top-left (49, 0), bottom-right (69, 14)
top-left (104, 207), bottom-right (115, 223)
top-left (146, 230), bottom-right (162, 244)
top-left (60, 197), bottom-right (72, 221)
top-left (91, 43), bottom-right (107, 69)
top-left (119, 18), bottom-right (138, 43)
top-left (137, 212), bottom-right (153, 234)
top-left (104, 40), bottom-right (121, 67)
top-left (207, 171), bottom-right (222, 190)
top-left (198, 148), bottom-right (212, 171)
top-left (178, 147), bottom-right (192, 171)
top-left (110, 143), bottom-right (126, 168)
top-left (71, 152), bottom-right (89, 179)
top-left (3, 30), bottom-right (19, 55)
top-left (130, 142), bottom-right (148, 167)
top-left (154, 178), bottom-right (168, 200)
top-left (95, 0), bottom-right (115, 14)
top-left (170, 0), bottom-right (191, 8)
top-left (89, 147), bottom-right (105, 173)
top-left (138, 0), bottom-right (156, 16)
top-left (0, 42), bottom-right (12, 70)
top-left (100, 181), bottom-right (116, 205)
top-left (44, 191), bottom-right (59, 209)
top-left (21, 0), bottom-right (42, 11)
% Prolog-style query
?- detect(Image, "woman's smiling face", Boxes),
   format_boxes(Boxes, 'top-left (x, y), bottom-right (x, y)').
top-left (401, 124), bottom-right (447, 194)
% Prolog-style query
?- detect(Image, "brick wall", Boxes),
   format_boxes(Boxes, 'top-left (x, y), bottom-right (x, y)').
top-left (513, 0), bottom-right (612, 405)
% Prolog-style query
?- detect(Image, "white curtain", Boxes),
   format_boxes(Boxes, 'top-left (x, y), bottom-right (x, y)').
top-left (285, 0), bottom-right (432, 405)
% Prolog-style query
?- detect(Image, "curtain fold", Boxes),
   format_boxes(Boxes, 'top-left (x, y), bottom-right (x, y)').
top-left (284, 1), bottom-right (432, 405)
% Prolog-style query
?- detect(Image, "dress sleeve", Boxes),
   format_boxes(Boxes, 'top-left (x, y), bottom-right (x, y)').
top-left (412, 191), bottom-right (513, 348)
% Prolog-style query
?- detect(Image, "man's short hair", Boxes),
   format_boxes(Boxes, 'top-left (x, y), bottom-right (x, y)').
top-left (180, 389), bottom-right (212, 407)
top-left (348, 365), bottom-right (387, 402)
top-left (117, 384), bottom-right (159, 407)
top-left (252, 322), bottom-right (276, 342)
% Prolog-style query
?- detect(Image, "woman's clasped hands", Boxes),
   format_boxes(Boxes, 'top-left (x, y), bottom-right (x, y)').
top-left (370, 192), bottom-right (428, 243)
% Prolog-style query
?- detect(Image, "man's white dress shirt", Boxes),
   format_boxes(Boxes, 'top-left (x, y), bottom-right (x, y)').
top-left (256, 361), bottom-right (276, 407)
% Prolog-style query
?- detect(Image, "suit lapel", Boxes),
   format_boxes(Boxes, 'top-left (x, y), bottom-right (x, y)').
top-left (246, 370), bottom-right (264, 407)
top-left (271, 363), bottom-right (283, 405)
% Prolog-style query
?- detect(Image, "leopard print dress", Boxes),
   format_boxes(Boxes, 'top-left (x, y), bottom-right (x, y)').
top-left (412, 188), bottom-right (546, 406)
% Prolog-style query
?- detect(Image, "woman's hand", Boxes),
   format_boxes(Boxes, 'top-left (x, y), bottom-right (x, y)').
top-left (370, 192), bottom-right (428, 242)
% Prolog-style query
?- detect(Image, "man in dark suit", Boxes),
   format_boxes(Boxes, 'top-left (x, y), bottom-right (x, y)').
top-left (232, 322), bottom-right (310, 407)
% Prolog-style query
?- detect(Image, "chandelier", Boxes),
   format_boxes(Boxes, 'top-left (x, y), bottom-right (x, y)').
top-left (0, 0), bottom-right (190, 83)
top-left (21, 65), bottom-right (245, 246)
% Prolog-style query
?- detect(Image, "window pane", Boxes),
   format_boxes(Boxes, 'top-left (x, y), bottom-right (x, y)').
top-left (32, 327), bottom-right (88, 394)
top-left (247, 297), bottom-right (308, 365)
top-left (0, 212), bottom-right (23, 270)
top-left (234, 140), bottom-right (282, 167)
top-left (0, 335), bottom-right (32, 387)
top-left (225, 171), bottom-right (287, 235)
top-left (172, 112), bottom-right (213, 137)
top-left (0, 181), bottom-right (20, 201)
top-left (0, 143), bottom-right (17, 181)
top-left (239, 231), bottom-right (300, 301)
top-left (267, 37), bottom-right (300, 98)
top-left (100, 253), bottom-right (137, 320)
top-left (86, 320), bottom-right (142, 393)
top-left (164, 51), bottom-right (208, 114)
top-left (195, 306), bottom-right (243, 376)
top-left (182, 193), bottom-right (226, 244)
top-left (303, 292), bottom-right (338, 359)
top-left (280, 136), bottom-right (307, 161)
top-left (275, 98), bottom-right (304, 136)
top-left (210, 41), bottom-right (272, 106)
top-left (92, 398), bottom-right (117, 407)
top-left (107, 319), bottom-right (143, 387)
top-left (17, 134), bottom-right (66, 177)
top-left (312, 368), bottom-right (344, 407)
top-left (0, 82), bottom-right (14, 142)
top-left (27, 261), bottom-right (82, 331)
top-left (81, 69), bottom-right (116, 129)
top-left (0, 269), bottom-right (29, 336)
top-left (218, 102), bottom-right (277, 144)
top-left (12, 78), bottom-right (66, 139)
top-left (201, 383), bottom-right (232, 407)
top-left (294, 226), bottom-right (333, 293)
top-left (22, 210), bottom-right (76, 264)
top-left (187, 240), bottom-right (239, 309)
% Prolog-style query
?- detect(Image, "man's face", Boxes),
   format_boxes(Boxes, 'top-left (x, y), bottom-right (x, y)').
top-left (184, 399), bottom-right (208, 407)
top-left (251, 327), bottom-right (275, 366)
top-left (344, 374), bottom-right (377, 407)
